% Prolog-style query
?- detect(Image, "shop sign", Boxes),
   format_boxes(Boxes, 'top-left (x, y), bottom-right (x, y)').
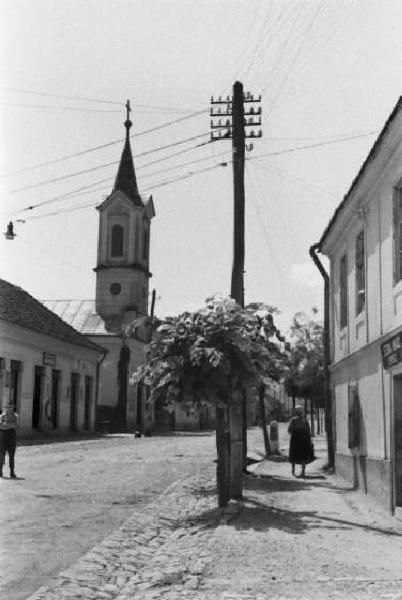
top-left (381, 332), bottom-right (402, 370)
top-left (43, 352), bottom-right (57, 367)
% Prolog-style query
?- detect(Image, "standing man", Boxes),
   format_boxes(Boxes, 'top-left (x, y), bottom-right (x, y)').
top-left (0, 402), bottom-right (19, 479)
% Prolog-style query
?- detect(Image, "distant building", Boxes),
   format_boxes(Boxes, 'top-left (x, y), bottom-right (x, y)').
top-left (43, 106), bottom-right (155, 432)
top-left (0, 278), bottom-right (104, 435)
top-left (318, 97), bottom-right (402, 513)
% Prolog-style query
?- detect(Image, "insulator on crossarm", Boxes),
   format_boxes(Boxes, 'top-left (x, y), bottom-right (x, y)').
top-left (249, 107), bottom-right (255, 114)
top-left (258, 106), bottom-right (262, 114)
top-left (258, 130), bottom-right (262, 137)
top-left (250, 130), bottom-right (255, 137)
top-left (219, 96), bottom-right (222, 102)
top-left (211, 95), bottom-right (214, 102)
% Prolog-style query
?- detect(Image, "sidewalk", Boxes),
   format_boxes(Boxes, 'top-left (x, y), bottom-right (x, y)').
top-left (26, 429), bottom-right (402, 600)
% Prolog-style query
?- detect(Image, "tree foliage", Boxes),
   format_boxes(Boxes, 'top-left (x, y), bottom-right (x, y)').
top-left (131, 295), bottom-right (287, 410)
top-left (284, 309), bottom-right (324, 404)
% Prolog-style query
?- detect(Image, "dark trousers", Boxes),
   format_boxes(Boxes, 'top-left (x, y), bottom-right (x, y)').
top-left (0, 430), bottom-right (17, 473)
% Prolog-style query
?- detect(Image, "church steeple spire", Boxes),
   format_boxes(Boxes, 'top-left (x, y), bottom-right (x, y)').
top-left (113, 100), bottom-right (142, 205)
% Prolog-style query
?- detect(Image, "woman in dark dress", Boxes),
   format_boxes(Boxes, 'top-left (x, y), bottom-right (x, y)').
top-left (288, 405), bottom-right (315, 477)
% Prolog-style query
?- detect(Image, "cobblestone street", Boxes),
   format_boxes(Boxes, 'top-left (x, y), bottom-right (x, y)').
top-left (2, 427), bottom-right (402, 600)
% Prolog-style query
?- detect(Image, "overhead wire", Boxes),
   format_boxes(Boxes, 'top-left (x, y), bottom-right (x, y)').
top-left (0, 86), bottom-right (122, 105)
top-left (245, 162), bottom-right (293, 297)
top-left (247, 130), bottom-right (378, 161)
top-left (264, 2), bottom-right (324, 113)
top-left (0, 108), bottom-right (209, 178)
top-left (252, 160), bottom-right (338, 205)
top-left (4, 128), bottom-right (377, 218)
top-left (247, 0), bottom-right (300, 87)
top-left (2, 130), bottom-right (221, 195)
top-left (0, 86), bottom-right (200, 113)
top-left (23, 161), bottom-right (232, 221)
top-left (2, 137), bottom-right (225, 217)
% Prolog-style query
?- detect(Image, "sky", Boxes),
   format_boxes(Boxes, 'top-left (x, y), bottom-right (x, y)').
top-left (1, 0), bottom-right (402, 335)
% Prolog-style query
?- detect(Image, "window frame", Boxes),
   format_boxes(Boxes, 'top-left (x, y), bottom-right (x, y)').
top-left (355, 229), bottom-right (366, 316)
top-left (339, 253), bottom-right (348, 329)
top-left (110, 224), bottom-right (124, 258)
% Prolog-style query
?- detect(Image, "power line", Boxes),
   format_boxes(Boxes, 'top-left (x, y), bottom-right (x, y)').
top-left (0, 102), bottom-right (121, 113)
top-left (248, 131), bottom-right (378, 161)
top-left (264, 2), bottom-right (323, 114)
top-left (0, 86), bottom-right (201, 113)
top-left (23, 162), bottom-right (231, 221)
top-left (2, 130), bottom-right (220, 195)
top-left (3, 138), bottom-right (220, 217)
top-left (0, 108), bottom-right (209, 178)
top-left (0, 86), bottom-right (122, 105)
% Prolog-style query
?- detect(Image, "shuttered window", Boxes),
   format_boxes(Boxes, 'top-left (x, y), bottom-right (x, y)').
top-left (340, 254), bottom-right (348, 329)
top-left (355, 230), bottom-right (365, 315)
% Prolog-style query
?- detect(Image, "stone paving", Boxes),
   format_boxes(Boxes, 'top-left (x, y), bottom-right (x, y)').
top-left (25, 430), bottom-right (402, 600)
top-left (26, 464), bottom-right (230, 600)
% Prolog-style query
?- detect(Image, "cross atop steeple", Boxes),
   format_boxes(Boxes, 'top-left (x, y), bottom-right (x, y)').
top-left (125, 99), bottom-right (132, 137)
top-left (113, 99), bottom-right (141, 205)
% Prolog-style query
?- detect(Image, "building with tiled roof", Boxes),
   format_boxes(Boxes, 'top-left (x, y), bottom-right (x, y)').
top-left (0, 278), bottom-right (105, 435)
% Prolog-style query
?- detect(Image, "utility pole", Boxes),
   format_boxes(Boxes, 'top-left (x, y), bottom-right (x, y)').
top-left (210, 82), bottom-right (262, 498)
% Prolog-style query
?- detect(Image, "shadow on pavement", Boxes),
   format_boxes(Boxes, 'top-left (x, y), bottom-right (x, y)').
top-left (245, 473), bottom-right (329, 494)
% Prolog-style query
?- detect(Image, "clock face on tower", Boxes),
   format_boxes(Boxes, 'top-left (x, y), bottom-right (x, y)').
top-left (110, 282), bottom-right (122, 296)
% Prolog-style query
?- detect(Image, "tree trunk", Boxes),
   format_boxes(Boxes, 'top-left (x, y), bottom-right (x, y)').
top-left (259, 381), bottom-right (271, 457)
top-left (229, 392), bottom-right (243, 499)
top-left (242, 387), bottom-right (247, 471)
top-left (216, 406), bottom-right (230, 507)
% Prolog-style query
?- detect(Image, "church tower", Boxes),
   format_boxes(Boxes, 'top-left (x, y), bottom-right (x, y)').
top-left (94, 101), bottom-right (155, 332)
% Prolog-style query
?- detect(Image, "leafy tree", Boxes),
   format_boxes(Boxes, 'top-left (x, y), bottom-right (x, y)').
top-left (284, 309), bottom-right (324, 431)
top-left (131, 295), bottom-right (287, 506)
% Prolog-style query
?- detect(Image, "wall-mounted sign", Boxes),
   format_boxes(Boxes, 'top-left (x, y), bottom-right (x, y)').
top-left (381, 332), bottom-right (402, 370)
top-left (43, 352), bottom-right (57, 367)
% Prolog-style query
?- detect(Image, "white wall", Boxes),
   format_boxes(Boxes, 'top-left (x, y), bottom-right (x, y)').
top-left (0, 320), bottom-right (102, 434)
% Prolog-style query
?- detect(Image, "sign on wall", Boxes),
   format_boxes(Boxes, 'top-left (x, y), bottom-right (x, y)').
top-left (381, 332), bottom-right (402, 370)
top-left (43, 352), bottom-right (57, 367)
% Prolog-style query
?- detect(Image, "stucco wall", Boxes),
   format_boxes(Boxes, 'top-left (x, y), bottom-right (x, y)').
top-left (0, 320), bottom-right (102, 435)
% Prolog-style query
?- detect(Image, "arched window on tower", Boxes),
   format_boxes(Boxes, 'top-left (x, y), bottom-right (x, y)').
top-left (111, 224), bottom-right (124, 257)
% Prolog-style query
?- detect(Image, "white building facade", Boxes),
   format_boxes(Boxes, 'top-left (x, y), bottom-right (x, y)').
top-left (319, 98), bottom-right (402, 512)
top-left (0, 279), bottom-right (104, 436)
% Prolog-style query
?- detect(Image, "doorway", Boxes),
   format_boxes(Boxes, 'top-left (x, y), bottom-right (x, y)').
top-left (394, 374), bottom-right (402, 507)
top-left (32, 366), bottom-right (43, 429)
top-left (50, 370), bottom-right (60, 429)
top-left (84, 375), bottom-right (92, 430)
top-left (70, 373), bottom-right (79, 432)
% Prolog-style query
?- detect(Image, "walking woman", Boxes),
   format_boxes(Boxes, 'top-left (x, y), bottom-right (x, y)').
top-left (0, 402), bottom-right (19, 479)
top-left (288, 404), bottom-right (315, 477)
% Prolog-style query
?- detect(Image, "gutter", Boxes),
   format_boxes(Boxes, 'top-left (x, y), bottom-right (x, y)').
top-left (309, 243), bottom-right (335, 469)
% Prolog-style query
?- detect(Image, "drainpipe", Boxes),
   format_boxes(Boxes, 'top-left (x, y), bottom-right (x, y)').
top-left (309, 243), bottom-right (335, 469)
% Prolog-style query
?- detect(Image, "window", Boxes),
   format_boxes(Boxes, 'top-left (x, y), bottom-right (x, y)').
top-left (111, 224), bottom-right (124, 257)
top-left (394, 188), bottom-right (402, 283)
top-left (355, 230), bottom-right (365, 315)
top-left (340, 254), bottom-right (348, 329)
